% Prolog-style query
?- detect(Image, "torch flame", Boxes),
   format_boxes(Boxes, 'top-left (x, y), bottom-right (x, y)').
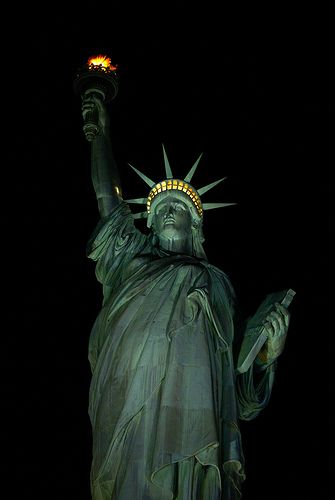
top-left (87, 54), bottom-right (117, 72)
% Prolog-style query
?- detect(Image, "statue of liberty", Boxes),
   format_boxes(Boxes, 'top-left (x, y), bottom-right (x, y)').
top-left (80, 91), bottom-right (292, 499)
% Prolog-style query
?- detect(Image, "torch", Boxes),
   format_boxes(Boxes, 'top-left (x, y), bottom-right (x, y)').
top-left (73, 54), bottom-right (119, 142)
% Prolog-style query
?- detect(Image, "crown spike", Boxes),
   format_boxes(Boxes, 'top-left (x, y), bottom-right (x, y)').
top-left (128, 163), bottom-right (156, 188)
top-left (125, 198), bottom-right (147, 204)
top-left (198, 177), bottom-right (227, 196)
top-left (133, 211), bottom-right (149, 219)
top-left (162, 144), bottom-right (173, 179)
top-left (184, 153), bottom-right (203, 183)
top-left (203, 202), bottom-right (237, 210)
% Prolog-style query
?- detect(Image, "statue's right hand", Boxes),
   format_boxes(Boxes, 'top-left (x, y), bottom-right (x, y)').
top-left (81, 93), bottom-right (110, 135)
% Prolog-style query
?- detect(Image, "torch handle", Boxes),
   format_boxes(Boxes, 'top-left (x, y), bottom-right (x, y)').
top-left (82, 90), bottom-right (104, 142)
top-left (83, 110), bottom-right (99, 142)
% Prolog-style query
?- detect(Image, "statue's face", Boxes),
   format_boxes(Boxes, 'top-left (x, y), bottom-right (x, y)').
top-left (153, 197), bottom-right (192, 240)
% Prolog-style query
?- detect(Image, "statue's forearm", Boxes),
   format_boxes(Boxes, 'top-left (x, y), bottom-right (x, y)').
top-left (91, 131), bottom-right (122, 217)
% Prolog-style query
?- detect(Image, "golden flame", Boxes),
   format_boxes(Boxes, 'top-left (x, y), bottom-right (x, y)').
top-left (87, 54), bottom-right (117, 72)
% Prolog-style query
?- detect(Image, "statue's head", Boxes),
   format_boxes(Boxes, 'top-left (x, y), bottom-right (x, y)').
top-left (148, 181), bottom-right (203, 239)
top-left (150, 192), bottom-right (206, 257)
top-left (149, 191), bottom-right (205, 256)
top-left (126, 145), bottom-right (235, 258)
top-left (151, 196), bottom-right (193, 239)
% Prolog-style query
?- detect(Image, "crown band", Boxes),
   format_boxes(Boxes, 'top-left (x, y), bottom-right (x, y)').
top-left (147, 179), bottom-right (203, 217)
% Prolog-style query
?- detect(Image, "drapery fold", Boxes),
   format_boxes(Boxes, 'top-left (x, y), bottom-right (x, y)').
top-left (86, 202), bottom-right (274, 499)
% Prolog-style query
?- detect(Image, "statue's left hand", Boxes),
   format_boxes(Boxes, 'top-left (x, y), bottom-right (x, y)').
top-left (258, 303), bottom-right (290, 364)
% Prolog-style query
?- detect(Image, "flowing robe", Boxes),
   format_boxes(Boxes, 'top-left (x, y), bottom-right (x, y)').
top-left (87, 202), bottom-right (276, 500)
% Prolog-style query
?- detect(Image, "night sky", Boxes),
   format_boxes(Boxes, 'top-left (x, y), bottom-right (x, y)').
top-left (4, 5), bottom-right (334, 500)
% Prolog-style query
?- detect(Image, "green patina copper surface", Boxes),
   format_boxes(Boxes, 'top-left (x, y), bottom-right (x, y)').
top-left (79, 93), bottom-right (292, 500)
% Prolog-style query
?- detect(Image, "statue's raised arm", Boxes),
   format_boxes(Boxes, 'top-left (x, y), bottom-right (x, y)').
top-left (82, 94), bottom-right (122, 217)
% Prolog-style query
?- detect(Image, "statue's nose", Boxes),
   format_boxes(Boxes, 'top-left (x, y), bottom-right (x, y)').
top-left (164, 205), bottom-right (174, 217)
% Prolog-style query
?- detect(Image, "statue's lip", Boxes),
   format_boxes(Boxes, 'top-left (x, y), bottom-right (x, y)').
top-left (164, 217), bottom-right (175, 225)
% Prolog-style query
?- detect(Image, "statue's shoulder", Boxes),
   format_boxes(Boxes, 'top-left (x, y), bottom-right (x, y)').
top-left (200, 260), bottom-right (231, 282)
top-left (200, 260), bottom-right (236, 304)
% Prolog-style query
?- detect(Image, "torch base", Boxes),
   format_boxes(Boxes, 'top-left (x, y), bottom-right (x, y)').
top-left (73, 69), bottom-right (119, 103)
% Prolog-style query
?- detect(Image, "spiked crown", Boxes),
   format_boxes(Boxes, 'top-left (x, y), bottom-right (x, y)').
top-left (126, 145), bottom-right (235, 226)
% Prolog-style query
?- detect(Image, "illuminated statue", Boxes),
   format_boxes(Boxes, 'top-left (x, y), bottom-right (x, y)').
top-left (81, 95), bottom-right (292, 500)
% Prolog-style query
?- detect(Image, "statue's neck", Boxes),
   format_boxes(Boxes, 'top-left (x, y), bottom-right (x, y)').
top-left (157, 235), bottom-right (193, 255)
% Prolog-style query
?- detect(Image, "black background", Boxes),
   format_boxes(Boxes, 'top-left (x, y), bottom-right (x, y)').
top-left (3, 4), bottom-right (334, 499)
